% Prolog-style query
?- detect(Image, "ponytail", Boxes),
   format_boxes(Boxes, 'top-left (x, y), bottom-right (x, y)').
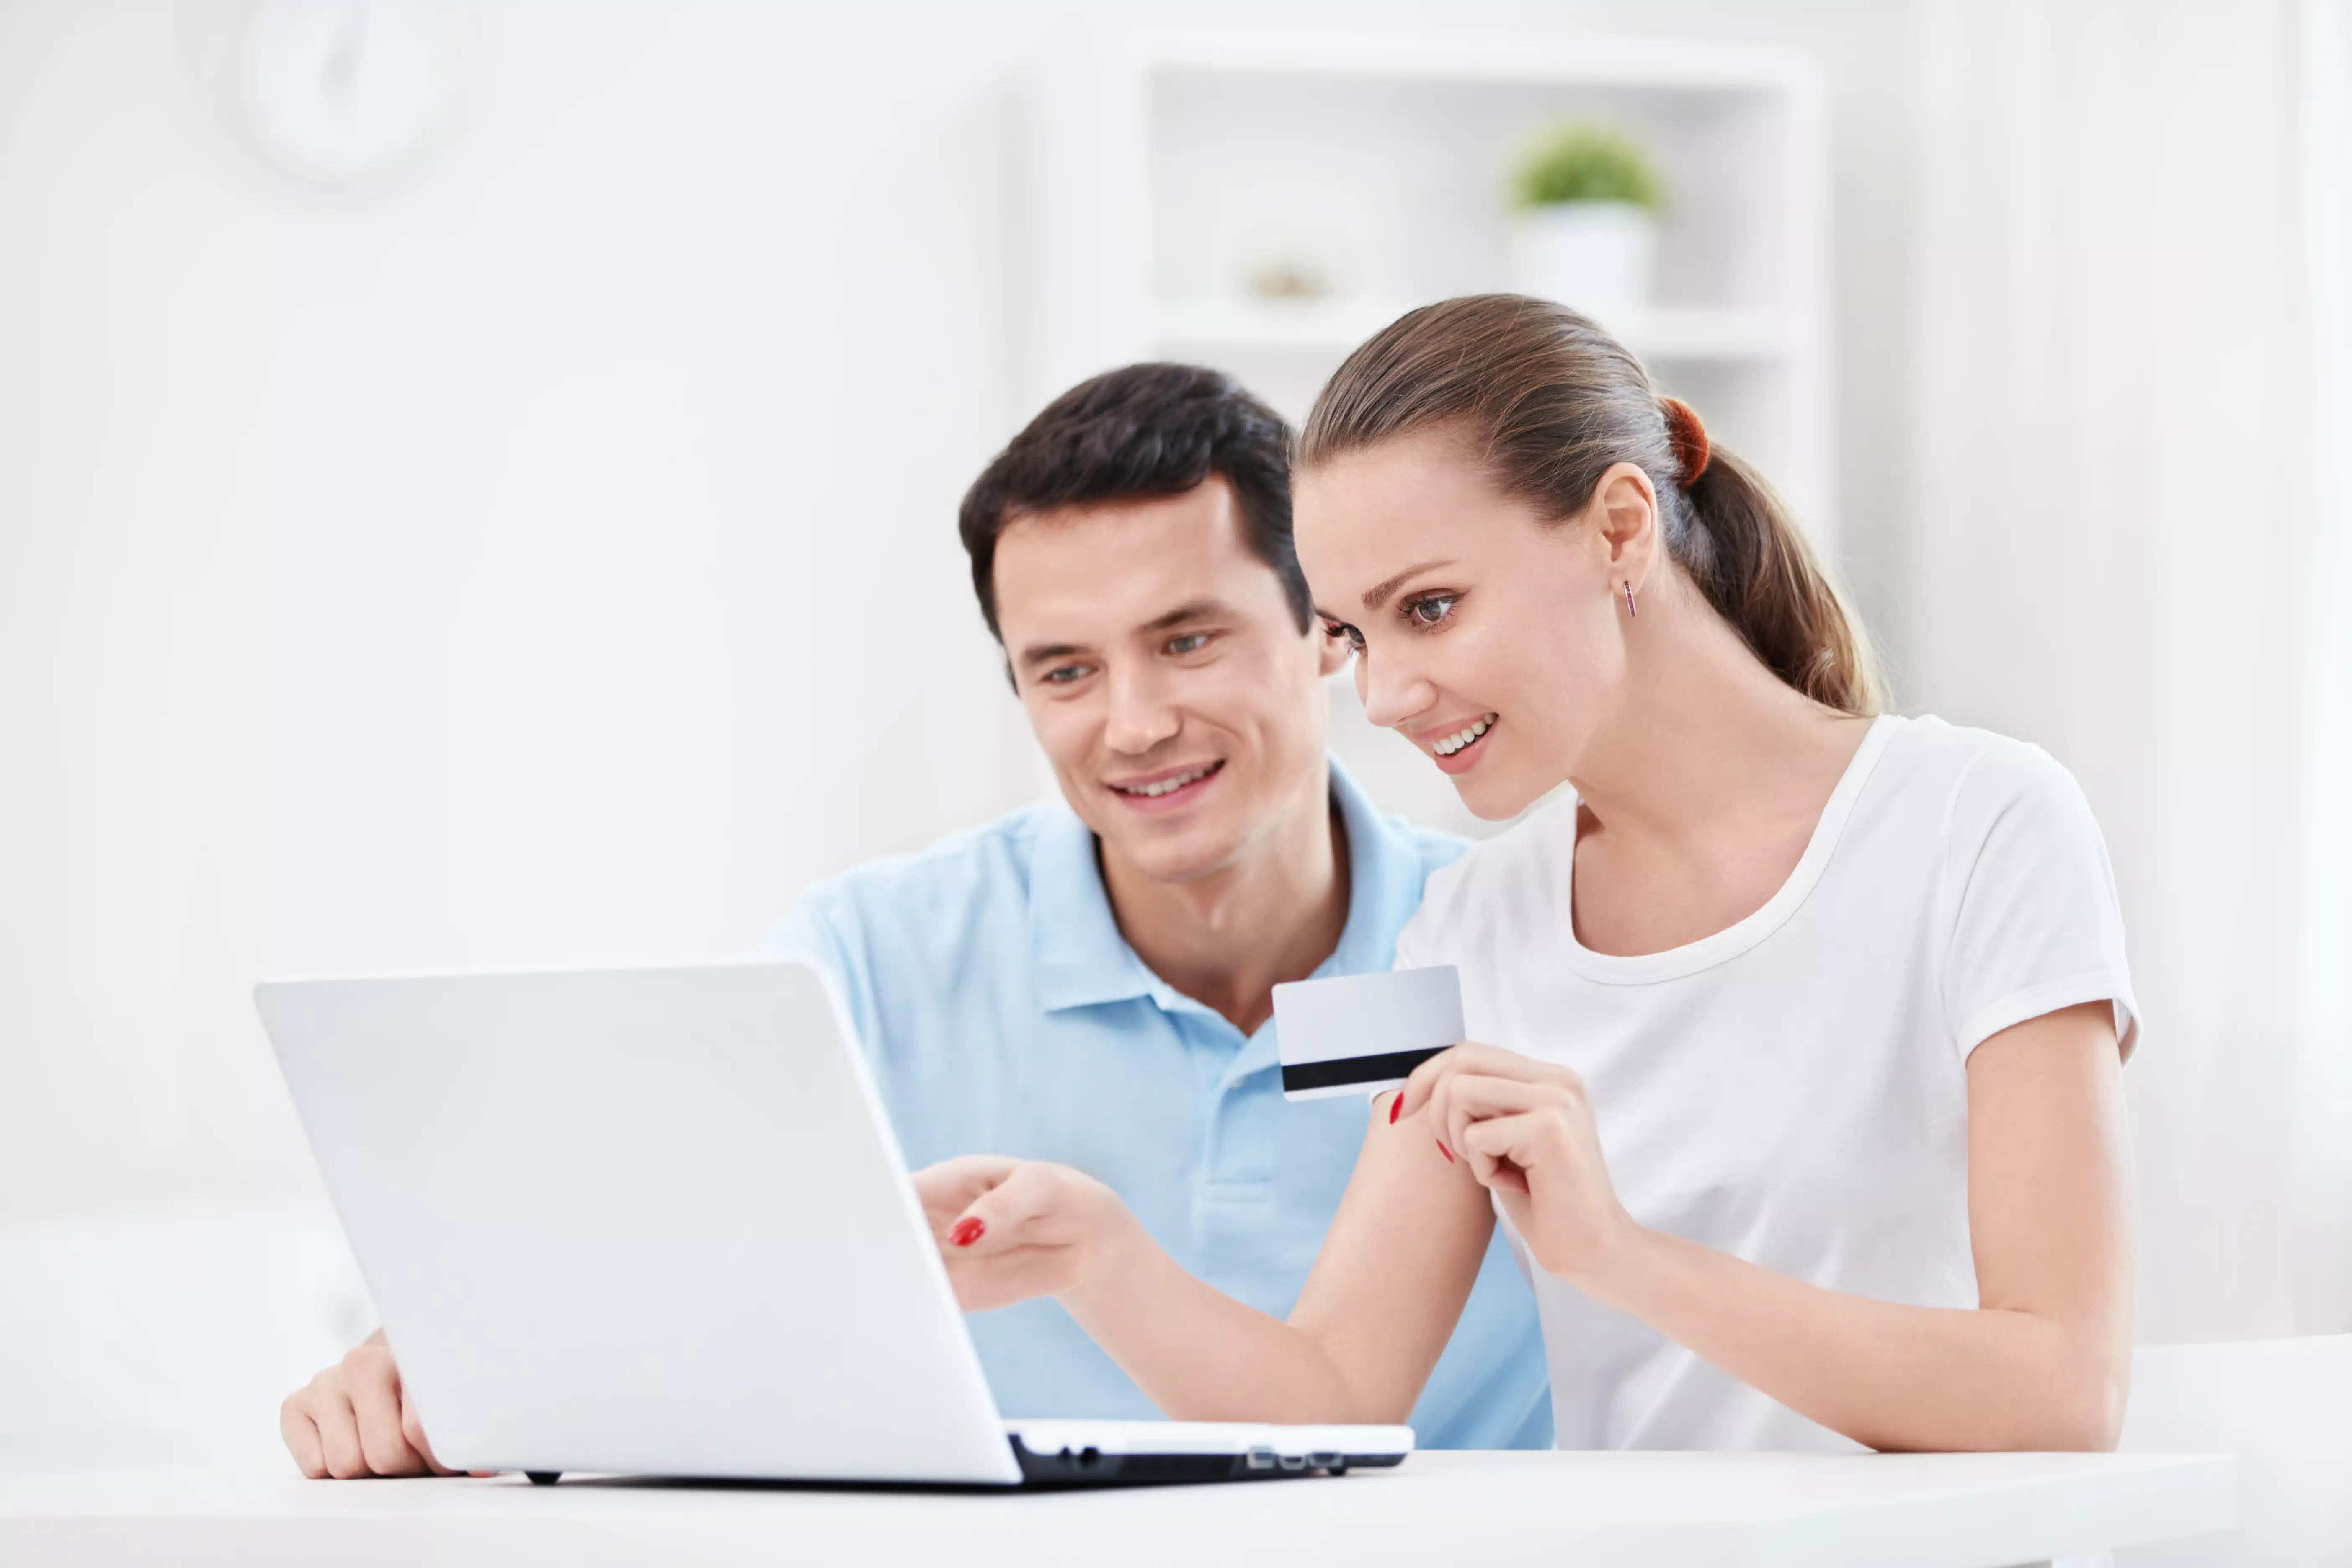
top-left (1299, 294), bottom-right (1881, 716)
top-left (1678, 447), bottom-right (1880, 715)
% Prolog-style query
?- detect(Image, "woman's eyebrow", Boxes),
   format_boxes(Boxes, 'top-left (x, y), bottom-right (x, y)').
top-left (1361, 559), bottom-right (1456, 612)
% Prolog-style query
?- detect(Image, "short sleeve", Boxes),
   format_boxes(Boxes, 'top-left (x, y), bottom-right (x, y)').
top-left (1940, 743), bottom-right (2138, 1062)
top-left (761, 892), bottom-right (884, 1061)
top-left (1393, 898), bottom-right (1435, 972)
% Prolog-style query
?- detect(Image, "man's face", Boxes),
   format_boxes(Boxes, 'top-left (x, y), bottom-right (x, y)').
top-left (993, 478), bottom-right (1349, 885)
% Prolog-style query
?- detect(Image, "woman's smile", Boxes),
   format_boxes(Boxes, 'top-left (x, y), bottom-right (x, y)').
top-left (1412, 713), bottom-right (1499, 774)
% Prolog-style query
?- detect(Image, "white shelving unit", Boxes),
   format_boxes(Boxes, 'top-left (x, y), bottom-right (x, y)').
top-left (1024, 28), bottom-right (1835, 834)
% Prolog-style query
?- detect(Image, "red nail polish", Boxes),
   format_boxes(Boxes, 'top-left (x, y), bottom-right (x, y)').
top-left (1436, 1140), bottom-right (1454, 1163)
top-left (949, 1217), bottom-right (984, 1247)
top-left (1389, 1092), bottom-right (1402, 1124)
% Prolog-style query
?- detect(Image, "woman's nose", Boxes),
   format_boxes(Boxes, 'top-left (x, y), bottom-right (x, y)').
top-left (1358, 652), bottom-right (1436, 733)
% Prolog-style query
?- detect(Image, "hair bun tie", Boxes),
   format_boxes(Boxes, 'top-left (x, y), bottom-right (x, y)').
top-left (1660, 397), bottom-right (1710, 486)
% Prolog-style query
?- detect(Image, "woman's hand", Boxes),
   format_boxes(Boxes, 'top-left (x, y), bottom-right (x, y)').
top-left (1393, 1043), bottom-right (1643, 1301)
top-left (910, 1155), bottom-right (1140, 1313)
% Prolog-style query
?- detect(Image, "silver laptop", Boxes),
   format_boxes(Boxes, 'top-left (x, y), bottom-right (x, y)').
top-left (254, 960), bottom-right (1413, 1487)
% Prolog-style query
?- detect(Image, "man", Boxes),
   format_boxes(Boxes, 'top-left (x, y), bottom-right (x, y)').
top-left (279, 365), bottom-right (1551, 1479)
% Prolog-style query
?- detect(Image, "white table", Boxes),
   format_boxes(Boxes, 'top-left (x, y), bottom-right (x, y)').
top-left (0, 1451), bottom-right (2234, 1567)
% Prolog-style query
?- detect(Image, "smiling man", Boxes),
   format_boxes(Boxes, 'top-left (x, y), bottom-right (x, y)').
top-left (277, 364), bottom-right (1549, 1478)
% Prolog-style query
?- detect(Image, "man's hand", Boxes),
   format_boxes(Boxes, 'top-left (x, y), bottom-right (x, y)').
top-left (911, 1155), bottom-right (1137, 1313)
top-left (279, 1329), bottom-right (457, 1478)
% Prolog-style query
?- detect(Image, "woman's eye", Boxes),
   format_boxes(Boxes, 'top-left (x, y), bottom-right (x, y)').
top-left (1324, 621), bottom-right (1366, 652)
top-left (1166, 632), bottom-right (1211, 655)
top-left (1408, 595), bottom-right (1457, 627)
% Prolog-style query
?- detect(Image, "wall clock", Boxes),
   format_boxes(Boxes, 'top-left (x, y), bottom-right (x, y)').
top-left (239, 0), bottom-right (451, 183)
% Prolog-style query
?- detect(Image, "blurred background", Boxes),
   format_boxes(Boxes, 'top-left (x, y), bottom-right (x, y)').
top-left (2, 0), bottom-right (2348, 1473)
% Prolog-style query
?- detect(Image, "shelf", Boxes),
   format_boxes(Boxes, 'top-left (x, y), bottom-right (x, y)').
top-left (1133, 29), bottom-right (1821, 96)
top-left (1024, 26), bottom-right (1834, 542)
top-left (1149, 297), bottom-right (1792, 365)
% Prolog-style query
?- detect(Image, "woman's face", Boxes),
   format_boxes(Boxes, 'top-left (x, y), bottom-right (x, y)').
top-left (1294, 427), bottom-right (1648, 820)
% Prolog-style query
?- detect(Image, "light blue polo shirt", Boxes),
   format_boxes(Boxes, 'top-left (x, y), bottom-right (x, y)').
top-left (767, 758), bottom-right (1552, 1449)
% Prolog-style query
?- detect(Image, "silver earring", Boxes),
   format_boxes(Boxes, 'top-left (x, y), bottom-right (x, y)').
top-left (1622, 581), bottom-right (1638, 618)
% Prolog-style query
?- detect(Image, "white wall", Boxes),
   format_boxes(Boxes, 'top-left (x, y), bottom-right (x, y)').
top-left (2, 0), bottom-right (2338, 1370)
top-left (0, 0), bottom-right (1932, 1228)
top-left (0, 1), bottom-right (1051, 1223)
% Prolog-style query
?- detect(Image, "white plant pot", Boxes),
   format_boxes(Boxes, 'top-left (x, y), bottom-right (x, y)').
top-left (1506, 201), bottom-right (1658, 331)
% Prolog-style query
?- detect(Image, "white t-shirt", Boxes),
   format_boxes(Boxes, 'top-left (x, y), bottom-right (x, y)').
top-left (1394, 714), bottom-right (2137, 1452)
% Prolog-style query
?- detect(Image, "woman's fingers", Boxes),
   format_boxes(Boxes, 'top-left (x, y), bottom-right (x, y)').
top-left (1428, 1073), bottom-right (1567, 1184)
top-left (1459, 1109), bottom-right (1558, 1194)
top-left (911, 1155), bottom-right (1023, 1235)
top-left (947, 1161), bottom-right (1077, 1252)
top-left (1394, 1049), bottom-right (1455, 1121)
top-left (927, 1161), bottom-right (1117, 1312)
top-left (1395, 1041), bottom-right (1578, 1122)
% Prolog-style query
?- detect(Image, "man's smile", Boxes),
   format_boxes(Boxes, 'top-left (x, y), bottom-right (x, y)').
top-left (1105, 758), bottom-right (1227, 811)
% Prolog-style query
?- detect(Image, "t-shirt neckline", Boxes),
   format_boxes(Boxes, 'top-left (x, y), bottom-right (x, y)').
top-left (1554, 713), bottom-right (1901, 985)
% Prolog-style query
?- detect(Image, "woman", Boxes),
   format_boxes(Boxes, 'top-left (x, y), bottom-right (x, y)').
top-left (918, 295), bottom-right (2138, 1452)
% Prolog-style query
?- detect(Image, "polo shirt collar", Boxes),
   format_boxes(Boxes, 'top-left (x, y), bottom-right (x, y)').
top-left (1027, 795), bottom-right (1161, 1014)
top-left (1026, 755), bottom-right (1415, 1020)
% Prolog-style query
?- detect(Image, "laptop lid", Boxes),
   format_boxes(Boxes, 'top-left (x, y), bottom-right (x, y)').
top-left (256, 960), bottom-right (1022, 1485)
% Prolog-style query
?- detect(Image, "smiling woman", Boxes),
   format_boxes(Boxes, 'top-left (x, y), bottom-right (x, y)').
top-left (917, 294), bottom-right (2140, 1460)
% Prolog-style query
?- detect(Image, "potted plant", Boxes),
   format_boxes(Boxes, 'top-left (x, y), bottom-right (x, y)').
top-left (1505, 124), bottom-right (1665, 328)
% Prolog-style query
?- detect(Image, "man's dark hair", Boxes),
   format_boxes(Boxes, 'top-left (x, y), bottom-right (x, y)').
top-left (957, 363), bottom-right (1311, 642)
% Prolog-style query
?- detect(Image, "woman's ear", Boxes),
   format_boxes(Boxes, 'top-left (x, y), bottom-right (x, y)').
top-left (1589, 461), bottom-right (1660, 592)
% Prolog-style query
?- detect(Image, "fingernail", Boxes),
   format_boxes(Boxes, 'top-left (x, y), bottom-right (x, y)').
top-left (1436, 1140), bottom-right (1454, 1163)
top-left (949, 1217), bottom-right (985, 1248)
top-left (1389, 1092), bottom-right (1402, 1124)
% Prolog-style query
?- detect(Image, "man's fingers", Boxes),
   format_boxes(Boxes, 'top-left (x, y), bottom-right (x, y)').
top-left (344, 1340), bottom-right (430, 1477)
top-left (281, 1393), bottom-right (328, 1479)
top-left (312, 1382), bottom-right (372, 1479)
top-left (400, 1389), bottom-right (458, 1477)
top-left (350, 1364), bottom-right (428, 1476)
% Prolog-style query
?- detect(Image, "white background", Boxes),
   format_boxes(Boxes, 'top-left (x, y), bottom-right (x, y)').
top-left (1, 0), bottom-right (2345, 1466)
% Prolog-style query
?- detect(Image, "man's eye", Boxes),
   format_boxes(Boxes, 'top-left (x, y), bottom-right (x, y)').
top-left (1042, 664), bottom-right (1091, 684)
top-left (1166, 632), bottom-right (1211, 655)
top-left (1407, 595), bottom-right (1458, 627)
top-left (1324, 621), bottom-right (1366, 652)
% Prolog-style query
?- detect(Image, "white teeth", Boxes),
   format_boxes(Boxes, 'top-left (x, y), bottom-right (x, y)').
top-left (1431, 717), bottom-right (1494, 757)
top-left (1118, 763), bottom-right (1215, 797)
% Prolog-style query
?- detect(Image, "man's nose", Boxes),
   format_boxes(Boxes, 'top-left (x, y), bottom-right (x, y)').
top-left (1103, 664), bottom-right (1181, 755)
top-left (1358, 651), bottom-right (1437, 734)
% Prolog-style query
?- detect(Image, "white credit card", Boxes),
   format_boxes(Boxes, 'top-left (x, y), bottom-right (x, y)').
top-left (1271, 965), bottom-right (1464, 1102)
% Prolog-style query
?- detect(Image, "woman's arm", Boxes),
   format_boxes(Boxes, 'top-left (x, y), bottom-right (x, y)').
top-left (1410, 1001), bottom-right (2134, 1452)
top-left (913, 1093), bottom-right (1496, 1425)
